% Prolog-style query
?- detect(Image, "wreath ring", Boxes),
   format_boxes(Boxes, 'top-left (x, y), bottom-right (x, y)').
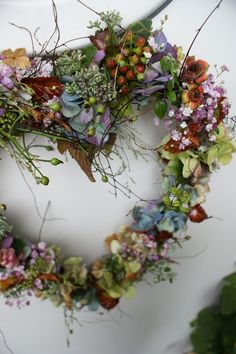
top-left (0, 0), bottom-right (235, 323)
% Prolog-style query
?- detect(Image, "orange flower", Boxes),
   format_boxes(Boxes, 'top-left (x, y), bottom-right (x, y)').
top-left (2, 48), bottom-right (30, 69)
top-left (182, 56), bottom-right (209, 84)
top-left (182, 83), bottom-right (204, 109)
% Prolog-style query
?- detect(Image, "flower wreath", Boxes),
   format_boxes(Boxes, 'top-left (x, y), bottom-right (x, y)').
top-left (0, 2), bottom-right (235, 316)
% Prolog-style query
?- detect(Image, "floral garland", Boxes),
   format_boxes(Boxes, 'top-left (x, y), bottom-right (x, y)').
top-left (0, 6), bottom-right (235, 314)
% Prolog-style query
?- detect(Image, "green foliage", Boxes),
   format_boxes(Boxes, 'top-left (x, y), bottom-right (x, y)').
top-left (154, 99), bottom-right (167, 119)
top-left (82, 45), bottom-right (97, 67)
top-left (191, 272), bottom-right (236, 354)
top-left (204, 124), bottom-right (236, 169)
top-left (128, 18), bottom-right (152, 38)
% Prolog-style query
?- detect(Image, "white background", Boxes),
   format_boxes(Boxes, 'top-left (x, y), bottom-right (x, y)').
top-left (0, 1), bottom-right (236, 354)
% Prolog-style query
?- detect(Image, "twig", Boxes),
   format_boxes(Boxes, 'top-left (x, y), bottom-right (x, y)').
top-left (0, 328), bottom-right (14, 354)
top-left (38, 200), bottom-right (51, 241)
top-left (180, 0), bottom-right (224, 74)
top-left (9, 22), bottom-right (35, 55)
top-left (75, 0), bottom-right (100, 16)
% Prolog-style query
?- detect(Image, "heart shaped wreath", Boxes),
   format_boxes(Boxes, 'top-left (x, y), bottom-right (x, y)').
top-left (0, 1), bottom-right (235, 315)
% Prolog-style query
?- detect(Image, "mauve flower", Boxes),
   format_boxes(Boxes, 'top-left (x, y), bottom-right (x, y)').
top-left (182, 56), bottom-right (209, 84)
top-left (0, 62), bottom-right (14, 89)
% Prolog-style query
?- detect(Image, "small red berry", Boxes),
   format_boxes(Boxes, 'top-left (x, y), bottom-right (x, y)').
top-left (119, 65), bottom-right (129, 74)
top-left (117, 75), bottom-right (127, 86)
top-left (135, 36), bottom-right (146, 47)
top-left (121, 86), bottom-right (129, 95)
top-left (106, 58), bottom-right (117, 70)
top-left (188, 204), bottom-right (208, 223)
top-left (126, 69), bottom-right (136, 81)
top-left (136, 64), bottom-right (145, 73)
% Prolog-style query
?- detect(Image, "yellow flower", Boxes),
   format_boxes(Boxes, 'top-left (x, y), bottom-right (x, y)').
top-left (2, 48), bottom-right (30, 69)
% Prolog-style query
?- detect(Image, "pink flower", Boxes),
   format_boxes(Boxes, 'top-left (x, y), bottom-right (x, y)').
top-left (0, 248), bottom-right (19, 269)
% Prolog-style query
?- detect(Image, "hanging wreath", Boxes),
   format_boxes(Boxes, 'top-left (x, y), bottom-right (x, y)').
top-left (0, 1), bottom-right (235, 319)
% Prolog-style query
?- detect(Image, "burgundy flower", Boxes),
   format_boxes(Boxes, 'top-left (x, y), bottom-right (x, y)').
top-left (182, 84), bottom-right (204, 109)
top-left (182, 56), bottom-right (209, 84)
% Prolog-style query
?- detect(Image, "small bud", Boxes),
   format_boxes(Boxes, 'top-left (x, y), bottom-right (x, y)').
top-left (87, 126), bottom-right (96, 137)
top-left (88, 97), bottom-right (97, 105)
top-left (0, 204), bottom-right (7, 211)
top-left (49, 102), bottom-right (62, 112)
top-left (137, 73), bottom-right (145, 82)
top-left (50, 158), bottom-right (63, 166)
top-left (40, 176), bottom-right (50, 186)
top-left (96, 104), bottom-right (105, 115)
top-left (101, 175), bottom-right (108, 183)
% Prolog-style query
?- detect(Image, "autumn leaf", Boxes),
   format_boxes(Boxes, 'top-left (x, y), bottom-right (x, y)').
top-left (96, 287), bottom-right (119, 310)
top-left (57, 140), bottom-right (70, 154)
top-left (0, 276), bottom-right (21, 291)
top-left (57, 141), bottom-right (96, 182)
top-left (68, 146), bottom-right (96, 182)
top-left (22, 77), bottom-right (64, 103)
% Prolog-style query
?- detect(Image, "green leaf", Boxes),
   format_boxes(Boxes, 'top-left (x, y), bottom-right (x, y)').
top-left (167, 90), bottom-right (176, 103)
top-left (126, 261), bottom-right (141, 273)
top-left (154, 99), bottom-right (167, 119)
top-left (221, 286), bottom-right (236, 316)
top-left (124, 286), bottom-right (136, 299)
top-left (218, 153), bottom-right (232, 165)
top-left (160, 57), bottom-right (170, 72)
top-left (182, 157), bottom-right (199, 178)
top-left (128, 18), bottom-right (152, 38)
top-left (191, 307), bottom-right (221, 353)
top-left (206, 146), bottom-right (219, 166)
top-left (12, 238), bottom-right (25, 255)
top-left (82, 45), bottom-right (97, 66)
top-left (107, 286), bottom-right (123, 299)
top-left (218, 142), bottom-right (234, 155)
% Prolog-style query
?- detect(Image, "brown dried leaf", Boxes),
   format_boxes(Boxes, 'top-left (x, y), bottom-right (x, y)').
top-left (0, 276), bottom-right (20, 291)
top-left (57, 140), bottom-right (70, 155)
top-left (57, 141), bottom-right (96, 182)
top-left (22, 77), bottom-right (64, 103)
top-left (68, 145), bottom-right (96, 182)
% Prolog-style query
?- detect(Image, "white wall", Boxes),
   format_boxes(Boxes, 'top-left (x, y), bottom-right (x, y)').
top-left (0, 1), bottom-right (236, 353)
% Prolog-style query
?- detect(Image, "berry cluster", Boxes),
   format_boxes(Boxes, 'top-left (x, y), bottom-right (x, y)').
top-left (105, 32), bottom-right (152, 95)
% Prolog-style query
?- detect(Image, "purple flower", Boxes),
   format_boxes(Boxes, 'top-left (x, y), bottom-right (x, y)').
top-left (34, 278), bottom-right (43, 290)
top-left (94, 50), bottom-right (105, 63)
top-left (0, 108), bottom-right (6, 116)
top-left (0, 235), bottom-right (13, 248)
top-left (0, 62), bottom-right (14, 89)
